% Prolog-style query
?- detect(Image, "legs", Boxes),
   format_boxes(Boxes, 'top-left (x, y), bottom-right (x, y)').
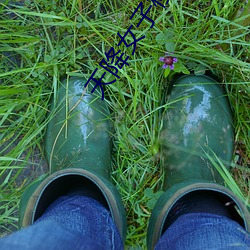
top-left (1, 196), bottom-right (123, 250)
top-left (1, 195), bottom-right (249, 250)
top-left (154, 189), bottom-right (250, 249)
top-left (1, 75), bottom-right (250, 249)
top-left (147, 75), bottom-right (250, 249)
top-left (156, 213), bottom-right (250, 250)
top-left (17, 77), bottom-right (126, 248)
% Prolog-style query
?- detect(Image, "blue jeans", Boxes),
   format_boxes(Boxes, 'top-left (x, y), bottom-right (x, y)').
top-left (0, 196), bottom-right (249, 249)
top-left (0, 196), bottom-right (123, 250)
top-left (156, 213), bottom-right (250, 250)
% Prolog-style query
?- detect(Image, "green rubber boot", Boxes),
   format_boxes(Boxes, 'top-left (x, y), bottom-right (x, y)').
top-left (19, 77), bottom-right (127, 242)
top-left (147, 75), bottom-right (250, 249)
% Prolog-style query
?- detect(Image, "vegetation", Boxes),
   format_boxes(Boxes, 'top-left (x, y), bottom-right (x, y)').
top-left (0, 0), bottom-right (249, 248)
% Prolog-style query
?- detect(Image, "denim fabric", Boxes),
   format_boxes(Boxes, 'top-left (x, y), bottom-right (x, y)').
top-left (1, 197), bottom-right (250, 250)
top-left (156, 213), bottom-right (250, 250)
top-left (0, 196), bottom-right (123, 250)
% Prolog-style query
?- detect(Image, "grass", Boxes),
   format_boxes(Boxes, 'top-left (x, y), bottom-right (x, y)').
top-left (0, 0), bottom-right (249, 248)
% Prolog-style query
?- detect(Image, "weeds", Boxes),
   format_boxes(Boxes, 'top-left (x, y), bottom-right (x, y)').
top-left (0, 0), bottom-right (249, 248)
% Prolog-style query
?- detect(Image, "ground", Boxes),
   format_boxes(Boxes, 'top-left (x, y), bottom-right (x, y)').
top-left (0, 0), bottom-right (249, 248)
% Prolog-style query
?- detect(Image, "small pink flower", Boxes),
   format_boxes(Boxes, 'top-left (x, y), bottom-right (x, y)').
top-left (159, 53), bottom-right (177, 70)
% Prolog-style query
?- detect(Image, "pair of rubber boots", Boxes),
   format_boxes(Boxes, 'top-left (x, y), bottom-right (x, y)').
top-left (19, 75), bottom-right (250, 249)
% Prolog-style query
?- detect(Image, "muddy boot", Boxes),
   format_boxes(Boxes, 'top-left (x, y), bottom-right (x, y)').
top-left (19, 77), bottom-right (127, 242)
top-left (147, 75), bottom-right (250, 249)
